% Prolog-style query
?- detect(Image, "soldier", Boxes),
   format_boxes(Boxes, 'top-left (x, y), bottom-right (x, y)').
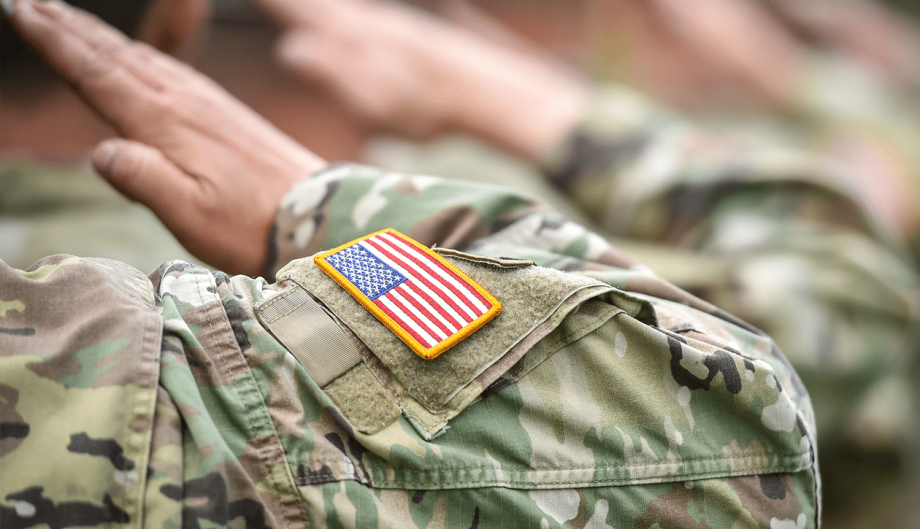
top-left (1, 1), bottom-right (818, 527)
top-left (256, 0), bottom-right (920, 526)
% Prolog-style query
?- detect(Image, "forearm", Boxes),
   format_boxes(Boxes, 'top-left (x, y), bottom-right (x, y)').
top-left (540, 84), bottom-right (899, 243)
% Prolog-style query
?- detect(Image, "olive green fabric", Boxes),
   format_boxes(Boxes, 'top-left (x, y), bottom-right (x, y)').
top-left (279, 251), bottom-right (603, 411)
top-left (2, 164), bottom-right (819, 528)
top-left (256, 282), bottom-right (363, 388)
top-left (324, 363), bottom-right (401, 435)
top-left (360, 79), bottom-right (920, 526)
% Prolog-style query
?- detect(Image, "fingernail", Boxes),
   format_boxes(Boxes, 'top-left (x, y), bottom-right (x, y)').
top-left (93, 140), bottom-right (119, 174)
top-left (1, 0), bottom-right (15, 16)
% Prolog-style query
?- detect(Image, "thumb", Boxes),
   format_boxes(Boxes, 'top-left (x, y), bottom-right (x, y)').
top-left (92, 138), bottom-right (197, 226)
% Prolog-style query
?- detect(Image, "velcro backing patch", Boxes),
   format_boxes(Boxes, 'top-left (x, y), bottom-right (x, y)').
top-left (314, 229), bottom-right (501, 359)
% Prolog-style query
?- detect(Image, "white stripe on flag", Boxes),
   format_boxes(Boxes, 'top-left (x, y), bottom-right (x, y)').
top-left (379, 232), bottom-right (489, 313)
top-left (376, 295), bottom-right (437, 347)
top-left (358, 240), bottom-right (472, 324)
top-left (389, 286), bottom-right (449, 341)
top-left (396, 283), bottom-right (460, 335)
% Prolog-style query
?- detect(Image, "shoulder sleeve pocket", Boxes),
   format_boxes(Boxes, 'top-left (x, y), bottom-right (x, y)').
top-left (268, 251), bottom-right (638, 439)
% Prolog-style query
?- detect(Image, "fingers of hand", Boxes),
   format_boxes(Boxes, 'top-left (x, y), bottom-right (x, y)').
top-left (18, 0), bottom-right (136, 78)
top-left (18, 0), bottom-right (323, 173)
top-left (92, 139), bottom-right (196, 209)
top-left (11, 0), bottom-right (219, 132)
top-left (9, 1), bottom-right (164, 127)
top-left (91, 138), bottom-right (264, 275)
top-left (253, 0), bottom-right (333, 28)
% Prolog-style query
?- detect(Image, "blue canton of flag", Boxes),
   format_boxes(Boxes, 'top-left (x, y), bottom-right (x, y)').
top-left (324, 244), bottom-right (406, 300)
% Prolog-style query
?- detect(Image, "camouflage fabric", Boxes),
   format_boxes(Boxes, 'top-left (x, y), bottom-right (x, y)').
top-left (2, 164), bottom-right (818, 528)
top-left (0, 159), bottom-right (198, 273)
top-left (540, 85), bottom-right (920, 525)
top-left (787, 49), bottom-right (920, 266)
top-left (589, 1), bottom-right (920, 262)
top-left (361, 83), bottom-right (920, 527)
top-left (706, 48), bottom-right (920, 264)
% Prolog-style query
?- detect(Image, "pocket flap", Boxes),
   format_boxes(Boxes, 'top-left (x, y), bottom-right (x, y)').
top-left (278, 249), bottom-right (614, 438)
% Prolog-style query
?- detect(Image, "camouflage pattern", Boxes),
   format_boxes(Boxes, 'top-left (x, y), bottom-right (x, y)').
top-left (2, 164), bottom-right (818, 527)
top-left (541, 85), bottom-right (920, 528)
top-left (704, 48), bottom-right (920, 266)
top-left (588, 0), bottom-right (920, 262)
top-left (0, 159), bottom-right (198, 273)
top-left (361, 82), bottom-right (920, 526)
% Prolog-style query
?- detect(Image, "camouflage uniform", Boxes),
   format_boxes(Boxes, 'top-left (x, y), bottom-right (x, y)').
top-left (2, 164), bottom-right (819, 528)
top-left (541, 85), bottom-right (920, 528)
top-left (590, 0), bottom-right (920, 263)
top-left (364, 84), bottom-right (920, 526)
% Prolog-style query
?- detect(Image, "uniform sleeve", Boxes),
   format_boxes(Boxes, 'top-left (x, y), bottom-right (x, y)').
top-left (0, 255), bottom-right (162, 529)
top-left (539, 84), bottom-right (920, 518)
top-left (253, 230), bottom-right (821, 528)
top-left (265, 163), bottom-right (549, 278)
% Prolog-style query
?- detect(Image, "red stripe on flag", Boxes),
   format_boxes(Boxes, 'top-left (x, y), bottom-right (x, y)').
top-left (401, 280), bottom-right (462, 332)
top-left (394, 284), bottom-right (454, 339)
top-left (380, 232), bottom-right (491, 310)
top-left (373, 298), bottom-right (434, 348)
top-left (387, 286), bottom-right (445, 343)
top-left (364, 238), bottom-right (475, 324)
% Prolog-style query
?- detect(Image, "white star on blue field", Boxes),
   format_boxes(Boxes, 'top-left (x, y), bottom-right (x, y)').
top-left (326, 244), bottom-right (406, 300)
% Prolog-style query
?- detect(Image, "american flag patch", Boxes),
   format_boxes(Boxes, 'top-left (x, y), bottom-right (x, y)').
top-left (314, 229), bottom-right (501, 359)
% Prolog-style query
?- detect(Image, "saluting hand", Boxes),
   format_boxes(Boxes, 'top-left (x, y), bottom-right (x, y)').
top-left (6, 0), bottom-right (328, 276)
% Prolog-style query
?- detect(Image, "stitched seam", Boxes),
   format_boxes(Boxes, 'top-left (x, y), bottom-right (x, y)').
top-left (370, 462), bottom-right (807, 487)
top-left (258, 289), bottom-right (312, 324)
top-left (301, 465), bottom-right (808, 488)
top-left (236, 313), bottom-right (313, 529)
top-left (199, 276), bottom-right (310, 529)
top-left (296, 452), bottom-right (808, 488)
top-left (353, 452), bottom-right (806, 474)
top-left (126, 300), bottom-right (162, 529)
